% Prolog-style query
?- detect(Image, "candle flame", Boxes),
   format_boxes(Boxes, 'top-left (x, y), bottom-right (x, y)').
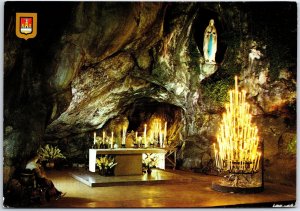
top-left (214, 76), bottom-right (261, 174)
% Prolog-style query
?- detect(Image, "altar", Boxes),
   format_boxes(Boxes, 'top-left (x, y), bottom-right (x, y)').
top-left (89, 148), bottom-right (167, 176)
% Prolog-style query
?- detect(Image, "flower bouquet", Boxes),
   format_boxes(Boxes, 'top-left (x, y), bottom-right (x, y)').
top-left (96, 155), bottom-right (117, 176)
top-left (142, 153), bottom-right (158, 174)
top-left (37, 144), bottom-right (66, 168)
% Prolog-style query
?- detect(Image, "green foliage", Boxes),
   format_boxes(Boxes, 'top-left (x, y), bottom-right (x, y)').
top-left (37, 144), bottom-right (66, 161)
top-left (202, 77), bottom-right (234, 105)
top-left (222, 64), bottom-right (243, 76)
top-left (287, 135), bottom-right (297, 155)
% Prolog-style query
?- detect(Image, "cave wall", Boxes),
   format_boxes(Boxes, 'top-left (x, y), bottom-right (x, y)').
top-left (4, 2), bottom-right (297, 186)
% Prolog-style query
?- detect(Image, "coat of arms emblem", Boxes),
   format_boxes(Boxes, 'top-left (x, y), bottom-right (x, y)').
top-left (16, 13), bottom-right (37, 40)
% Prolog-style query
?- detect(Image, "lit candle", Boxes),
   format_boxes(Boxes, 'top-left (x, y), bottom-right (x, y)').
top-left (235, 76), bottom-right (238, 105)
top-left (111, 132), bottom-right (114, 148)
top-left (256, 152), bottom-right (261, 171)
top-left (253, 155), bottom-right (257, 171)
top-left (122, 126), bottom-right (126, 145)
top-left (216, 151), bottom-right (219, 169)
top-left (215, 75), bottom-right (261, 173)
top-left (150, 132), bottom-right (153, 144)
top-left (215, 151), bottom-right (218, 168)
top-left (156, 121), bottom-right (159, 140)
top-left (159, 132), bottom-right (163, 147)
top-left (164, 122), bottom-right (167, 144)
top-left (144, 124), bottom-right (147, 145)
top-left (122, 127), bottom-right (124, 145)
top-left (93, 132), bottom-right (96, 145)
top-left (250, 154), bottom-right (254, 171)
top-left (103, 131), bottom-right (105, 141)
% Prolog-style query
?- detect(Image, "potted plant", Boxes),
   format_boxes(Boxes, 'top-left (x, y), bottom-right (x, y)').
top-left (96, 155), bottom-right (117, 176)
top-left (37, 144), bottom-right (66, 168)
top-left (142, 153), bottom-right (158, 174)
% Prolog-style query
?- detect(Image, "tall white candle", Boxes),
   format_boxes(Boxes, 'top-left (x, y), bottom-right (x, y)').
top-left (103, 131), bottom-right (105, 142)
top-left (155, 121), bottom-right (159, 140)
top-left (93, 132), bottom-right (96, 145)
top-left (144, 124), bottom-right (147, 145)
top-left (111, 132), bottom-right (114, 148)
top-left (122, 127), bottom-right (124, 144)
top-left (122, 127), bottom-right (126, 145)
top-left (164, 122), bottom-right (167, 144)
top-left (216, 152), bottom-right (219, 169)
top-left (135, 132), bottom-right (138, 141)
top-left (256, 152), bottom-right (261, 171)
top-left (159, 132), bottom-right (163, 147)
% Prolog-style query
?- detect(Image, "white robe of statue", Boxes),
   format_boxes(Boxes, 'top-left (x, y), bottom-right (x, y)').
top-left (203, 19), bottom-right (217, 64)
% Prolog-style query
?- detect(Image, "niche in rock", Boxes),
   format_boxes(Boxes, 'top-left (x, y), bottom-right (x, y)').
top-left (123, 98), bottom-right (184, 146)
top-left (192, 8), bottom-right (227, 63)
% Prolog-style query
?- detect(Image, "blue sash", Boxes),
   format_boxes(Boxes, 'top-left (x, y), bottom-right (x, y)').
top-left (208, 34), bottom-right (213, 57)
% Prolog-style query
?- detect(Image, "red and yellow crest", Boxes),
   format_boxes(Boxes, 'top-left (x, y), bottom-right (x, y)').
top-left (16, 13), bottom-right (37, 40)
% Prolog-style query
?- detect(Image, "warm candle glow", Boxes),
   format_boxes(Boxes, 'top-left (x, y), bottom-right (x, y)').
top-left (94, 132), bottom-right (96, 145)
top-left (164, 122), bottom-right (167, 144)
top-left (122, 126), bottom-right (127, 145)
top-left (159, 131), bottom-right (163, 147)
top-left (144, 124), bottom-right (147, 145)
top-left (214, 76), bottom-right (261, 173)
top-left (111, 132), bottom-right (114, 148)
top-left (152, 119), bottom-right (161, 141)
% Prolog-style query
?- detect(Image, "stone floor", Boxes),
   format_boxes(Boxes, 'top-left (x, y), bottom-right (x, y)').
top-left (70, 168), bottom-right (193, 187)
top-left (39, 167), bottom-right (296, 208)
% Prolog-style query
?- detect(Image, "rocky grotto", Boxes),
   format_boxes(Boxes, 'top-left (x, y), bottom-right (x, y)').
top-left (3, 1), bottom-right (297, 207)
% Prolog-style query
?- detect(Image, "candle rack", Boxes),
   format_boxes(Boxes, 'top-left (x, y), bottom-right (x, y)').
top-left (91, 118), bottom-right (168, 150)
top-left (212, 76), bottom-right (264, 193)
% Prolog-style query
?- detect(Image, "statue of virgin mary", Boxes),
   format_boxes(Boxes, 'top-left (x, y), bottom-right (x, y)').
top-left (203, 19), bottom-right (217, 64)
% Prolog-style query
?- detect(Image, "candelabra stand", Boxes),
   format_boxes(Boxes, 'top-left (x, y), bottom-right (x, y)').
top-left (211, 76), bottom-right (264, 193)
top-left (212, 154), bottom-right (264, 193)
top-left (212, 139), bottom-right (264, 194)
